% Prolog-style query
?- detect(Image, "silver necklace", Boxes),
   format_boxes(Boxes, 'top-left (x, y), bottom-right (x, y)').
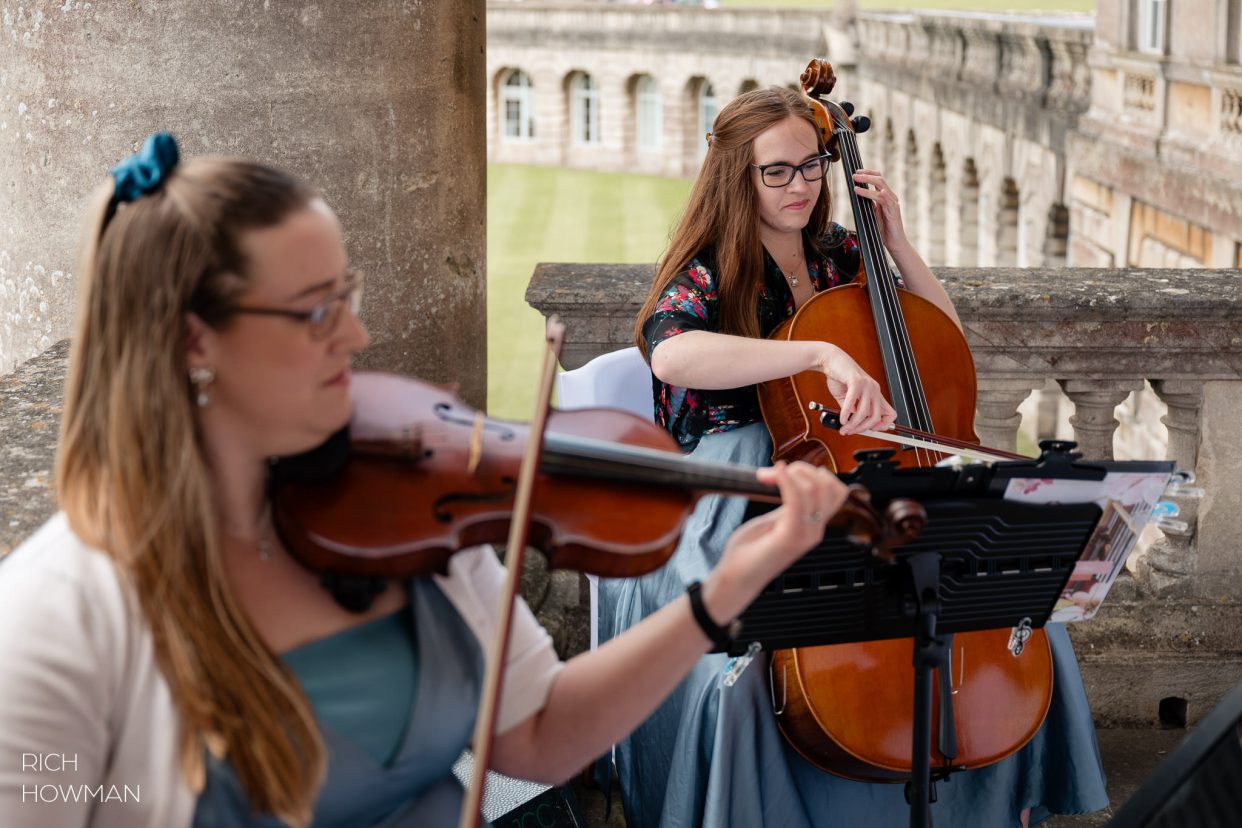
top-left (228, 505), bottom-right (275, 563)
top-left (785, 252), bottom-right (804, 288)
top-left (257, 505), bottom-right (274, 563)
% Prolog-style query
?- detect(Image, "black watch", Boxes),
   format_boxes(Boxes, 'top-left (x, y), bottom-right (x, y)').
top-left (686, 580), bottom-right (743, 651)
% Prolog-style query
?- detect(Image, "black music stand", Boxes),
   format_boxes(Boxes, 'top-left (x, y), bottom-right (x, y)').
top-left (729, 446), bottom-right (1125, 828)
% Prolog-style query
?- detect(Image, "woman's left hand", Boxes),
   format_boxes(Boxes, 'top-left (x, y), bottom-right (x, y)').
top-left (853, 169), bottom-right (909, 251)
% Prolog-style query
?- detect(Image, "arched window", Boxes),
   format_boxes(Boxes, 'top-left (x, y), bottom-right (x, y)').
top-left (500, 70), bottom-right (534, 142)
top-left (697, 81), bottom-right (717, 160)
top-left (570, 73), bottom-right (600, 145)
top-left (960, 159), bottom-right (980, 267)
top-left (637, 75), bottom-right (663, 151)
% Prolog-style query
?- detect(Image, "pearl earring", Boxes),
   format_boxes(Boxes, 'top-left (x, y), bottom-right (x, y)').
top-left (189, 366), bottom-right (216, 408)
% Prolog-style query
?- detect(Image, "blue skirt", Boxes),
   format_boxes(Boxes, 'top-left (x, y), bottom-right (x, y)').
top-left (597, 423), bottom-right (1108, 828)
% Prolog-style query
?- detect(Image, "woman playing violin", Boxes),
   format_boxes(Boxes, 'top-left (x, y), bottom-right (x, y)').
top-left (601, 86), bottom-right (1108, 827)
top-left (0, 134), bottom-right (848, 828)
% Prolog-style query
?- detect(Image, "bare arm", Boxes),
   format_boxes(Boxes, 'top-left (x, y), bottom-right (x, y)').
top-left (651, 332), bottom-right (893, 435)
top-left (490, 461), bottom-right (844, 782)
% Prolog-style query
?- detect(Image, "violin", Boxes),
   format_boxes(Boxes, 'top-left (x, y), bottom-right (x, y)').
top-left (269, 360), bottom-right (922, 828)
top-left (756, 59), bottom-right (1053, 784)
top-left (269, 371), bottom-right (904, 586)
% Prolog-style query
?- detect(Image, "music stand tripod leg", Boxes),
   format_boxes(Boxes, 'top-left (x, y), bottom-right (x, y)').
top-left (905, 551), bottom-right (949, 828)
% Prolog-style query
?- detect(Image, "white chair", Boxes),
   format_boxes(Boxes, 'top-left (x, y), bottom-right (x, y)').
top-left (556, 345), bottom-right (654, 421)
top-left (555, 346), bottom-right (656, 651)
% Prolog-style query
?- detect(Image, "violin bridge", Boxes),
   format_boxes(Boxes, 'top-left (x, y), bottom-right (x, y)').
top-left (467, 412), bottom-right (485, 475)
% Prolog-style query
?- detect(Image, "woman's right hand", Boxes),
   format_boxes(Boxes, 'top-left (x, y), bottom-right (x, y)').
top-left (698, 461), bottom-right (847, 626)
top-left (813, 343), bottom-right (896, 436)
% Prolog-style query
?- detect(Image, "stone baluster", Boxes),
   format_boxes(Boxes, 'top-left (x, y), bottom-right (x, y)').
top-left (1132, 380), bottom-right (1203, 594)
top-left (1058, 379), bottom-right (1144, 460)
top-left (974, 379), bottom-right (1036, 454)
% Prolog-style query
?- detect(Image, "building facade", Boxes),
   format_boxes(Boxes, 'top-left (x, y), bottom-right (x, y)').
top-left (486, 1), bottom-right (1242, 274)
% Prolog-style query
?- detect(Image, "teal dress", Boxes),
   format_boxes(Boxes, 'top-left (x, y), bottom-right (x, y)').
top-left (192, 578), bottom-right (484, 827)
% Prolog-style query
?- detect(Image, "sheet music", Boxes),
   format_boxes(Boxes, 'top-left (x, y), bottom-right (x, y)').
top-left (1002, 471), bottom-right (1172, 622)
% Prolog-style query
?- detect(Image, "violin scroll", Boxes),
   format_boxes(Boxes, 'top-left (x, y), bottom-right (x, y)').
top-left (829, 485), bottom-right (926, 564)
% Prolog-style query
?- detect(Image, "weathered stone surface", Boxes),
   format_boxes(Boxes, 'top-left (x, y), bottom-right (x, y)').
top-left (0, 338), bottom-right (66, 556)
top-left (0, 1), bottom-right (487, 406)
top-left (527, 263), bottom-right (1242, 378)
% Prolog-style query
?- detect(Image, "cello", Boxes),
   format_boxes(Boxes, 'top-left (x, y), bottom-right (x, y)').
top-left (756, 59), bottom-right (1053, 782)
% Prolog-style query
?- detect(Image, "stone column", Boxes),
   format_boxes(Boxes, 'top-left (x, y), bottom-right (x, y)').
top-left (1189, 381), bottom-right (1242, 601)
top-left (0, 1), bottom-right (488, 405)
top-left (975, 379), bottom-right (1036, 454)
top-left (1059, 379), bottom-right (1144, 460)
top-left (1134, 380), bottom-right (1202, 593)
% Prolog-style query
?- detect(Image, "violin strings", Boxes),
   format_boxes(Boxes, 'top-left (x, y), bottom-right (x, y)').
top-left (837, 127), bottom-right (938, 464)
top-left (541, 434), bottom-right (770, 496)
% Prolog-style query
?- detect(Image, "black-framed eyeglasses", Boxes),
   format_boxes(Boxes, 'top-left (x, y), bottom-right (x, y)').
top-left (752, 153), bottom-right (831, 188)
top-left (229, 271), bottom-right (363, 341)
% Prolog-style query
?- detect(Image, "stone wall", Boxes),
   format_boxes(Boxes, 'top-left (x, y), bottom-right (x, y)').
top-left (486, 2), bottom-right (835, 178)
top-left (0, 0), bottom-right (488, 405)
top-left (1067, 0), bottom-right (1242, 271)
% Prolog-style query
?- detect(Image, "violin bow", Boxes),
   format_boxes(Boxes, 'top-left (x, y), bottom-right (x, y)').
top-left (458, 317), bottom-right (566, 828)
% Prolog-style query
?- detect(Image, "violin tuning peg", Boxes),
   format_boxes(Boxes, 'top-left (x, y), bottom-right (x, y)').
top-left (841, 101), bottom-right (855, 116)
top-left (851, 115), bottom-right (872, 134)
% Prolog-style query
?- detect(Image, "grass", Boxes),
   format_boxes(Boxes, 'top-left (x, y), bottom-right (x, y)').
top-left (718, 0), bottom-right (1094, 11)
top-left (486, 164), bottom-right (692, 419)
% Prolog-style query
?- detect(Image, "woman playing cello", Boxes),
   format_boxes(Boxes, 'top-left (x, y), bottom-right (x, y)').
top-left (602, 85), bottom-right (1109, 827)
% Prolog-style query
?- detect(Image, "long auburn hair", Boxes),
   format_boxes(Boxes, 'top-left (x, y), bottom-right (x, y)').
top-left (57, 157), bottom-right (324, 825)
top-left (635, 86), bottom-right (833, 357)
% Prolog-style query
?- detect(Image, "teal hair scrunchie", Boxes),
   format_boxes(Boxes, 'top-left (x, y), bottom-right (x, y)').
top-left (110, 132), bottom-right (180, 203)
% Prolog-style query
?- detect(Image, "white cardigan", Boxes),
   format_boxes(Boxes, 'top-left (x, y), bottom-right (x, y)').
top-left (0, 514), bottom-right (563, 828)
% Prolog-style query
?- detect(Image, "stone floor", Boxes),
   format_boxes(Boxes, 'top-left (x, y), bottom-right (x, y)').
top-left (568, 727), bottom-right (1188, 827)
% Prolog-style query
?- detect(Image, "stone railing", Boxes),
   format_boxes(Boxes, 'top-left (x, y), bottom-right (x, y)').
top-left (854, 10), bottom-right (1094, 113)
top-left (487, 1), bottom-right (825, 58)
top-left (528, 263), bottom-right (1242, 726)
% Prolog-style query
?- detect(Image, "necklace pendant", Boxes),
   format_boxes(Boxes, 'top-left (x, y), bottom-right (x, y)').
top-left (788, 273), bottom-right (799, 288)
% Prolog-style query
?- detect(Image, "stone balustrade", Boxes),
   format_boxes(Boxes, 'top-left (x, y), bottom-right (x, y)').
top-left (854, 11), bottom-right (1093, 113)
top-left (527, 262), bottom-right (1242, 726)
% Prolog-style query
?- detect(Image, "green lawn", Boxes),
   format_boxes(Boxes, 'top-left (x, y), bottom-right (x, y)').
top-left (486, 164), bottom-right (692, 419)
top-left (719, 0), bottom-right (1094, 10)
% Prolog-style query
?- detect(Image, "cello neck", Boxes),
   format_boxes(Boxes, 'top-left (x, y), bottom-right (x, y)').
top-left (834, 127), bottom-right (935, 435)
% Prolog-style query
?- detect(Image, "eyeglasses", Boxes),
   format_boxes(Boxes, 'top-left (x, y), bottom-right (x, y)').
top-left (752, 154), bottom-right (831, 188)
top-left (229, 271), bottom-right (363, 341)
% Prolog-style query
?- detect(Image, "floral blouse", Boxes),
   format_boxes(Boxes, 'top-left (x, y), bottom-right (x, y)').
top-left (642, 222), bottom-right (901, 453)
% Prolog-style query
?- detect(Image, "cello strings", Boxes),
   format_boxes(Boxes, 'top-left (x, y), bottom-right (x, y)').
top-left (837, 127), bottom-right (938, 463)
top-left (839, 128), bottom-right (936, 440)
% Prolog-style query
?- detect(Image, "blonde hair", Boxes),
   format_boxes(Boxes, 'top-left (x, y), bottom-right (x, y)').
top-left (635, 86), bottom-right (832, 356)
top-left (56, 157), bottom-right (323, 825)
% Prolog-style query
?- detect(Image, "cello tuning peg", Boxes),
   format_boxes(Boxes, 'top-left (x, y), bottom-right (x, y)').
top-left (851, 115), bottom-right (872, 134)
top-left (840, 101), bottom-right (855, 116)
